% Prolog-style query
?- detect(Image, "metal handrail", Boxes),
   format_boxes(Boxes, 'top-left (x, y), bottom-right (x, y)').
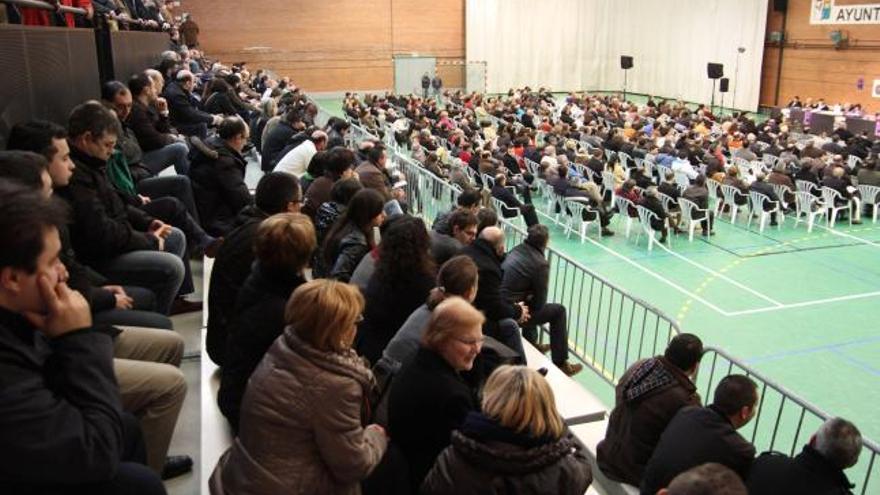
top-left (338, 115), bottom-right (879, 493)
top-left (0, 0), bottom-right (87, 16)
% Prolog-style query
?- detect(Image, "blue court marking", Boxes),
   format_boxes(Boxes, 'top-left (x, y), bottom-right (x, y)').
top-left (744, 335), bottom-right (880, 366)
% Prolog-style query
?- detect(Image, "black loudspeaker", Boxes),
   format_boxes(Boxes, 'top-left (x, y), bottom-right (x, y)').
top-left (707, 63), bottom-right (724, 79)
top-left (774, 0), bottom-right (787, 12)
top-left (719, 78), bottom-right (730, 93)
top-left (620, 55), bottom-right (633, 70)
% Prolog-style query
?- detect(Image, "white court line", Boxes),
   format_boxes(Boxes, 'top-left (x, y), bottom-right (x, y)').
top-left (653, 242), bottom-right (785, 307)
top-left (812, 223), bottom-right (880, 249)
top-left (579, 235), bottom-right (733, 316)
top-left (726, 290), bottom-right (880, 316)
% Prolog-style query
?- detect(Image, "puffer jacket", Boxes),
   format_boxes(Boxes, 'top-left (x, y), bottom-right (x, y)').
top-left (329, 228), bottom-right (370, 283)
top-left (209, 331), bottom-right (388, 495)
top-left (421, 412), bottom-right (593, 495)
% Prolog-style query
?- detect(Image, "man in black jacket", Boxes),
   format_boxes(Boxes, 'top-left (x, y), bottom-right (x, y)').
top-left (461, 226), bottom-right (527, 361)
top-left (0, 181), bottom-right (165, 494)
top-left (641, 374), bottom-right (758, 495)
top-left (189, 117), bottom-right (253, 236)
top-left (56, 101), bottom-right (188, 316)
top-left (749, 173), bottom-right (781, 226)
top-left (127, 72), bottom-right (191, 176)
top-left (261, 107), bottom-right (306, 171)
top-left (747, 417), bottom-right (862, 495)
top-left (491, 174), bottom-right (540, 227)
top-left (206, 172), bottom-right (302, 366)
top-left (163, 69), bottom-right (219, 139)
top-left (501, 224), bottom-right (581, 375)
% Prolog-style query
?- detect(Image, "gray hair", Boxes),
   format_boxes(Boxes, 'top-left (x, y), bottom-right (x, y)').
top-left (815, 417), bottom-right (862, 469)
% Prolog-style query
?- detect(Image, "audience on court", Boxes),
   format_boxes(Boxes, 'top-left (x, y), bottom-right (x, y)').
top-left (421, 365), bottom-right (593, 494)
top-left (641, 374), bottom-right (759, 495)
top-left (597, 333), bottom-right (703, 487)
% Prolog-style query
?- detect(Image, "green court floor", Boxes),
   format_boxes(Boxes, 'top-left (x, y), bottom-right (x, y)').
top-left (314, 96), bottom-right (879, 443)
top-left (539, 204), bottom-right (880, 444)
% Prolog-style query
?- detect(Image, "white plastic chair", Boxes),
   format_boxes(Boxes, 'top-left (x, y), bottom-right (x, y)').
top-left (706, 178), bottom-right (723, 216)
top-left (679, 198), bottom-right (710, 242)
top-left (770, 184), bottom-right (793, 210)
top-left (847, 155), bottom-right (864, 171)
top-left (613, 195), bottom-right (637, 238)
top-left (747, 191), bottom-right (784, 232)
top-left (762, 154), bottom-right (781, 169)
top-left (563, 198), bottom-right (601, 243)
top-left (601, 171), bottom-right (616, 201)
top-left (618, 151), bottom-right (633, 169)
top-left (635, 205), bottom-right (665, 251)
top-left (491, 196), bottom-right (522, 226)
top-left (481, 173), bottom-right (496, 189)
top-left (793, 191), bottom-right (826, 232)
top-left (719, 184), bottom-right (747, 223)
top-left (858, 184), bottom-right (880, 223)
top-left (820, 187), bottom-right (853, 228)
top-left (796, 180), bottom-right (818, 194)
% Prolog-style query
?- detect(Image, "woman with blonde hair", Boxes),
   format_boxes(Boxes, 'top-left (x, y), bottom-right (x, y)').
top-left (422, 365), bottom-right (593, 494)
top-left (388, 296), bottom-right (485, 490)
top-left (210, 279), bottom-right (388, 495)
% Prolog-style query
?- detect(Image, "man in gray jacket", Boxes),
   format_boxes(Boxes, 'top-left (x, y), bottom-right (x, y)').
top-left (501, 224), bottom-right (582, 376)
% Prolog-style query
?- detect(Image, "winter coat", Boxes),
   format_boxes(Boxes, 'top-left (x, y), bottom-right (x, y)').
top-left (189, 136), bottom-right (252, 236)
top-left (217, 263), bottom-right (306, 432)
top-left (421, 412), bottom-right (592, 495)
top-left (389, 347), bottom-right (478, 490)
top-left (747, 445), bottom-right (855, 495)
top-left (210, 331), bottom-right (388, 495)
top-left (461, 238), bottom-right (523, 335)
top-left (328, 227), bottom-right (370, 283)
top-left (596, 357), bottom-right (700, 486)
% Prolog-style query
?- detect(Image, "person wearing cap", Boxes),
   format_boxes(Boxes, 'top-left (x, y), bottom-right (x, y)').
top-left (596, 334), bottom-right (704, 487)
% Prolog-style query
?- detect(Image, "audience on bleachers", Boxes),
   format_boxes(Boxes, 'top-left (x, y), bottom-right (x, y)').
top-left (641, 374), bottom-right (759, 495)
top-left (210, 279), bottom-right (388, 493)
top-left (321, 188), bottom-right (385, 282)
top-left (659, 463), bottom-right (747, 495)
top-left (597, 333), bottom-right (704, 487)
top-left (421, 365), bottom-right (593, 494)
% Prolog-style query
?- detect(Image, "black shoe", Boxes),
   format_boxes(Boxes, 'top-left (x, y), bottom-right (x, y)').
top-left (161, 455), bottom-right (193, 480)
top-left (203, 237), bottom-right (225, 259)
top-left (170, 298), bottom-right (201, 316)
top-left (659, 235), bottom-right (667, 243)
top-left (601, 228), bottom-right (615, 237)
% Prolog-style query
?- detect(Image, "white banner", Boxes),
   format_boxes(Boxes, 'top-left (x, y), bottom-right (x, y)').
top-left (811, 0), bottom-right (880, 25)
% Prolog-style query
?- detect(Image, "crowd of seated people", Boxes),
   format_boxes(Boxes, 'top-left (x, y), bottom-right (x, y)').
top-left (3, 10), bottom-right (876, 494)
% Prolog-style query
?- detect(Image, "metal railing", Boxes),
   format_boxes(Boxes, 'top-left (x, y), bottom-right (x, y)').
top-left (339, 115), bottom-right (879, 494)
top-left (1, 0), bottom-right (87, 15)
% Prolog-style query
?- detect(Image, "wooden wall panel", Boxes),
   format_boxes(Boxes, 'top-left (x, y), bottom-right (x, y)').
top-left (760, 0), bottom-right (880, 112)
top-left (182, 0), bottom-right (464, 92)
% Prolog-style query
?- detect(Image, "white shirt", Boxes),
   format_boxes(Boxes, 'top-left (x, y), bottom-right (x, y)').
top-left (273, 140), bottom-right (317, 178)
top-left (671, 157), bottom-right (698, 181)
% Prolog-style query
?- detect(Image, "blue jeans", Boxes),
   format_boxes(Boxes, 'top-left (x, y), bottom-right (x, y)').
top-left (136, 174), bottom-right (199, 222)
top-left (93, 286), bottom-right (174, 330)
top-left (141, 141), bottom-right (190, 176)
top-left (98, 228), bottom-right (187, 315)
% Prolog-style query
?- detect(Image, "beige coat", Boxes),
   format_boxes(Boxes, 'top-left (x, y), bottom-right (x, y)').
top-left (210, 330), bottom-right (388, 495)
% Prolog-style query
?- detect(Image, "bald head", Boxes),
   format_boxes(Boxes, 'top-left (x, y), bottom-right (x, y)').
top-left (479, 226), bottom-right (505, 253)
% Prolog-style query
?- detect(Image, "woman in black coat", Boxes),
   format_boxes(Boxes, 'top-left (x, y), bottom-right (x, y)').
top-left (388, 297), bottom-right (486, 491)
top-left (217, 213), bottom-right (316, 432)
top-left (356, 216), bottom-right (435, 365)
top-left (422, 365), bottom-right (593, 495)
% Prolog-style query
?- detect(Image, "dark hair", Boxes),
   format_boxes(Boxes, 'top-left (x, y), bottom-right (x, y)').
top-left (307, 150), bottom-right (330, 178)
top-left (68, 100), bottom-right (121, 139)
top-left (525, 224), bottom-right (549, 250)
top-left (284, 107), bottom-right (304, 125)
top-left (218, 117), bottom-right (248, 140)
top-left (375, 216), bottom-right (435, 286)
top-left (0, 151), bottom-right (49, 190)
top-left (101, 80), bottom-right (129, 102)
top-left (323, 147), bottom-right (356, 179)
top-left (128, 72), bottom-right (153, 98)
top-left (322, 188), bottom-right (385, 266)
top-left (448, 209), bottom-right (478, 232)
top-left (712, 375), bottom-right (758, 416)
top-left (476, 207), bottom-right (498, 234)
top-left (456, 189), bottom-right (481, 208)
top-left (426, 255), bottom-right (478, 310)
top-left (330, 177), bottom-right (363, 205)
top-left (0, 180), bottom-right (68, 272)
top-left (664, 333), bottom-right (704, 371)
top-left (6, 121), bottom-right (67, 160)
top-left (367, 143), bottom-right (386, 164)
top-left (255, 172), bottom-right (301, 215)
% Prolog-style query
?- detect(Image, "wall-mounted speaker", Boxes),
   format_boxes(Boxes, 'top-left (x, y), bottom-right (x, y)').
top-left (707, 63), bottom-right (724, 79)
top-left (620, 55), bottom-right (633, 70)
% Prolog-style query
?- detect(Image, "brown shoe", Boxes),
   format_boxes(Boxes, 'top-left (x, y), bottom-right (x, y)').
top-left (203, 237), bottom-right (225, 258)
top-left (557, 361), bottom-right (584, 377)
top-left (531, 342), bottom-right (552, 354)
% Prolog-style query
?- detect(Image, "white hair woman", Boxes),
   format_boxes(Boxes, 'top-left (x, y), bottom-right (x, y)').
top-left (422, 365), bottom-right (593, 494)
